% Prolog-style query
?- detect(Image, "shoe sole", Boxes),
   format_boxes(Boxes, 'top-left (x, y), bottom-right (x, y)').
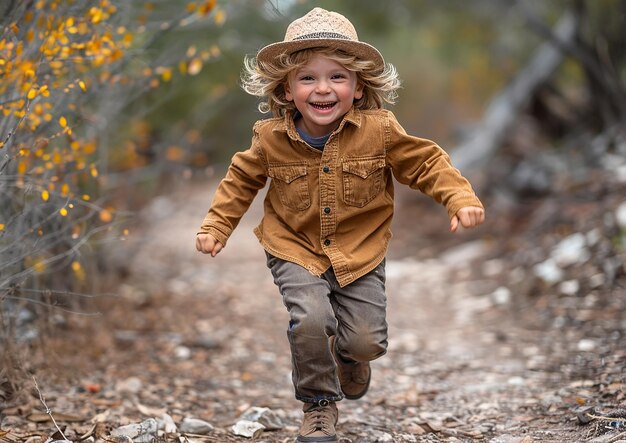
top-left (296, 435), bottom-right (338, 442)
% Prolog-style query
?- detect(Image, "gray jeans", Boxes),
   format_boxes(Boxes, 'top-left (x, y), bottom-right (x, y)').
top-left (266, 253), bottom-right (388, 404)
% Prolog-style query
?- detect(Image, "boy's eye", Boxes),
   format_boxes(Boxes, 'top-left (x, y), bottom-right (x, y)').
top-left (299, 75), bottom-right (314, 81)
top-left (331, 74), bottom-right (346, 80)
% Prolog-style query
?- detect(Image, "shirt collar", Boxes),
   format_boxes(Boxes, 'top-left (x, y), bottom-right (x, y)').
top-left (275, 107), bottom-right (362, 140)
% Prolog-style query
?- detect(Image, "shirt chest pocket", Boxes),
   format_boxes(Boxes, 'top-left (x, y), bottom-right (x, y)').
top-left (342, 156), bottom-right (386, 207)
top-left (268, 163), bottom-right (311, 211)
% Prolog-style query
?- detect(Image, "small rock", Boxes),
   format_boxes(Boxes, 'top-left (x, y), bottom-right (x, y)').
top-left (616, 201), bottom-right (626, 229)
top-left (533, 258), bottom-right (563, 284)
top-left (551, 233), bottom-right (590, 266)
top-left (239, 406), bottom-right (284, 431)
top-left (368, 430), bottom-right (394, 442)
top-left (231, 419), bottom-right (265, 438)
top-left (174, 345), bottom-right (191, 360)
top-left (115, 376), bottom-right (143, 394)
top-left (559, 280), bottom-right (580, 296)
top-left (577, 339), bottom-right (596, 352)
top-left (111, 418), bottom-right (158, 443)
top-left (507, 376), bottom-right (526, 386)
top-left (490, 286), bottom-right (512, 305)
top-left (589, 273), bottom-right (605, 288)
top-left (159, 413), bottom-right (177, 433)
top-left (179, 417), bottom-right (214, 434)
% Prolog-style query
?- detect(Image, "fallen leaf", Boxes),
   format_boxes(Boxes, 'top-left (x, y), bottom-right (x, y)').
top-left (27, 412), bottom-right (85, 423)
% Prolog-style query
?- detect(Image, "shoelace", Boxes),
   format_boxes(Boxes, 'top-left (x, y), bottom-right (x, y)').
top-left (305, 407), bottom-right (333, 433)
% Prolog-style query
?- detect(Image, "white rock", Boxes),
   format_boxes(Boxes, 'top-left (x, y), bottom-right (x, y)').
top-left (179, 417), bottom-right (214, 435)
top-left (551, 233), bottom-right (590, 266)
top-left (616, 201), bottom-right (626, 229)
top-left (585, 228), bottom-right (602, 246)
top-left (239, 406), bottom-right (284, 431)
top-left (369, 430), bottom-right (394, 442)
top-left (175, 345), bottom-right (191, 360)
top-left (111, 418), bottom-right (158, 443)
top-left (231, 420), bottom-right (265, 438)
top-left (577, 339), bottom-right (596, 352)
top-left (490, 286), bottom-right (512, 305)
top-left (559, 280), bottom-right (580, 296)
top-left (116, 376), bottom-right (143, 394)
top-left (507, 376), bottom-right (526, 386)
top-left (159, 413), bottom-right (177, 433)
top-left (533, 259), bottom-right (563, 284)
top-left (589, 273), bottom-right (605, 288)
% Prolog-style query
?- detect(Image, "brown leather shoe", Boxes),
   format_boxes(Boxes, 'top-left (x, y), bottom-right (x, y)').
top-left (329, 336), bottom-right (371, 400)
top-left (297, 401), bottom-right (338, 442)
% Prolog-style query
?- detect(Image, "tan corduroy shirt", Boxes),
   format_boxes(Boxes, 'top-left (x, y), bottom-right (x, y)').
top-left (199, 107), bottom-right (483, 287)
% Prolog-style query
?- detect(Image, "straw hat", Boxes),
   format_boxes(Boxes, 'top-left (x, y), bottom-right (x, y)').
top-left (256, 8), bottom-right (384, 71)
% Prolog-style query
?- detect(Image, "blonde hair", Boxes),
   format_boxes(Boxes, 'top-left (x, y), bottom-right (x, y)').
top-left (241, 47), bottom-right (400, 116)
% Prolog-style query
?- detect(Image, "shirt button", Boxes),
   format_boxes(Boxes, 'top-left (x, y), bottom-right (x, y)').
top-left (322, 165), bottom-right (330, 173)
top-left (323, 207), bottom-right (331, 214)
top-left (323, 239), bottom-right (331, 246)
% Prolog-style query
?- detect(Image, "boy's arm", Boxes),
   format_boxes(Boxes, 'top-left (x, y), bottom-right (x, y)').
top-left (385, 112), bottom-right (484, 221)
top-left (197, 141), bottom-right (268, 249)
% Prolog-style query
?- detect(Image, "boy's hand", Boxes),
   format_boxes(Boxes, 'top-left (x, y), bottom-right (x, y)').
top-left (450, 206), bottom-right (485, 232)
top-left (196, 233), bottom-right (224, 257)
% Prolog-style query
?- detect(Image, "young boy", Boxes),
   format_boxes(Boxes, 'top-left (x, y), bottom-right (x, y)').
top-left (196, 8), bottom-right (484, 442)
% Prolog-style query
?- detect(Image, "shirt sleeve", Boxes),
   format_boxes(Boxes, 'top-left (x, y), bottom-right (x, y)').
top-left (384, 111), bottom-right (483, 219)
top-left (198, 132), bottom-right (268, 245)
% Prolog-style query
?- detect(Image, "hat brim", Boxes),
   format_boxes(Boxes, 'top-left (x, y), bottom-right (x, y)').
top-left (256, 39), bottom-right (384, 72)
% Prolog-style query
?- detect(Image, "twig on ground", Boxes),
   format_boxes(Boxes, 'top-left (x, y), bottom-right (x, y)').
top-left (32, 375), bottom-right (67, 441)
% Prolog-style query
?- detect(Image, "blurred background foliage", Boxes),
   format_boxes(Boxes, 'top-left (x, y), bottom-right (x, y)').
top-left (0, 0), bottom-right (624, 349)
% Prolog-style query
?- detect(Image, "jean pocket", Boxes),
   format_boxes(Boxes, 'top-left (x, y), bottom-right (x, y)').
top-left (342, 156), bottom-right (386, 207)
top-left (268, 162), bottom-right (311, 211)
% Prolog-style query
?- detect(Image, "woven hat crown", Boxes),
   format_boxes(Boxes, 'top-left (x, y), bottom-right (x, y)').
top-left (256, 8), bottom-right (384, 71)
top-left (285, 7), bottom-right (358, 42)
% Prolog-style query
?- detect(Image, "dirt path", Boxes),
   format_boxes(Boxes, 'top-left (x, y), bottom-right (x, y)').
top-left (4, 180), bottom-right (624, 443)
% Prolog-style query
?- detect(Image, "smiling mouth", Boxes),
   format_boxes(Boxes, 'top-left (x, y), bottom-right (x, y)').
top-left (310, 102), bottom-right (336, 110)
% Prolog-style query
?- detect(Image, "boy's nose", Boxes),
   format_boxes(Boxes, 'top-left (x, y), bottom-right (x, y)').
top-left (315, 80), bottom-right (331, 93)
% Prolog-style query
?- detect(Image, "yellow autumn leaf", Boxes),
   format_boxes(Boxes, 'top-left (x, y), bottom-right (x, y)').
top-left (33, 259), bottom-right (46, 273)
top-left (197, 0), bottom-right (216, 16)
top-left (41, 190), bottom-right (49, 201)
top-left (166, 145), bottom-right (184, 162)
top-left (78, 80), bottom-right (86, 91)
top-left (161, 68), bottom-right (172, 82)
top-left (0, 223), bottom-right (5, 231)
top-left (59, 207), bottom-right (68, 216)
top-left (71, 261), bottom-right (81, 271)
top-left (214, 8), bottom-right (226, 25)
top-left (188, 58), bottom-right (202, 75)
top-left (59, 116), bottom-right (67, 128)
top-left (99, 209), bottom-right (112, 223)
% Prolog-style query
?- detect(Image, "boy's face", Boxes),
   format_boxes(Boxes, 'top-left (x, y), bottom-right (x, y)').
top-left (285, 53), bottom-right (363, 138)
